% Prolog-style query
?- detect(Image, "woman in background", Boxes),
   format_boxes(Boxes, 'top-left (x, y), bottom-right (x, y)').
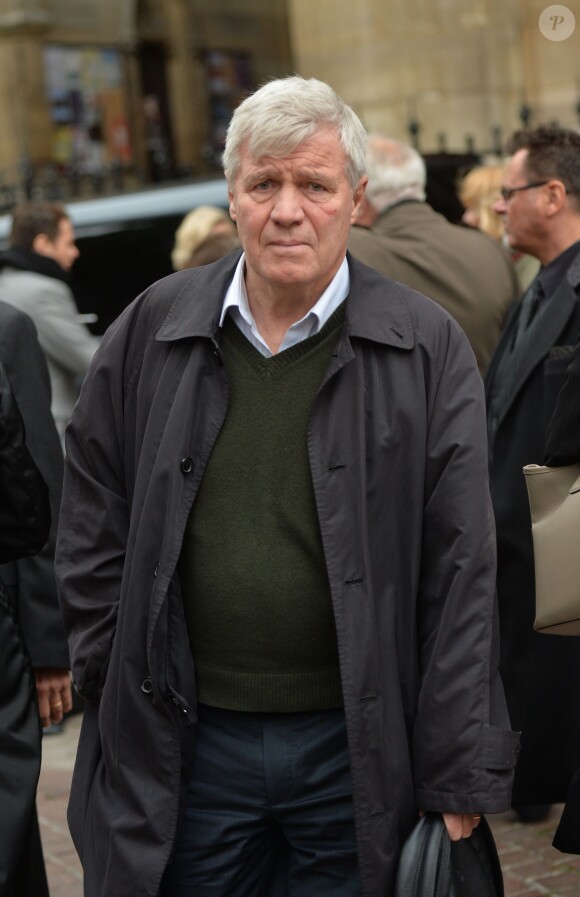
top-left (171, 205), bottom-right (237, 271)
top-left (459, 163), bottom-right (539, 292)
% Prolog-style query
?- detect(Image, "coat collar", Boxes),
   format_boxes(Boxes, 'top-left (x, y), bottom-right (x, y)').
top-left (155, 251), bottom-right (415, 351)
top-left (372, 200), bottom-right (442, 236)
top-left (568, 247), bottom-right (580, 289)
top-left (0, 246), bottom-right (71, 284)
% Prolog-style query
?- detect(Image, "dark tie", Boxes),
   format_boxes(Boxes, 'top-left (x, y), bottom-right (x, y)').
top-left (528, 278), bottom-right (546, 324)
top-left (515, 279), bottom-right (545, 344)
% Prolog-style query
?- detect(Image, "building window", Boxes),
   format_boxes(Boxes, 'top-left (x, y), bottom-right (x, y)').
top-left (43, 45), bottom-right (132, 175)
top-left (204, 50), bottom-right (253, 169)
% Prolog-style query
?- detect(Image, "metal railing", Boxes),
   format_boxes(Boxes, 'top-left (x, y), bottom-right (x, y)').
top-left (0, 159), bottom-right (198, 213)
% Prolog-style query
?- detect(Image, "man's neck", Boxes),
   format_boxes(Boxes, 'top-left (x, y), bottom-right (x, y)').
top-left (535, 220), bottom-right (580, 266)
top-left (244, 273), bottom-right (335, 355)
top-left (246, 291), bottom-right (315, 355)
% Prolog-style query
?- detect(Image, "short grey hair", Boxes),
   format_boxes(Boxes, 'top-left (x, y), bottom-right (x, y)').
top-left (364, 135), bottom-right (426, 211)
top-left (222, 76), bottom-right (368, 190)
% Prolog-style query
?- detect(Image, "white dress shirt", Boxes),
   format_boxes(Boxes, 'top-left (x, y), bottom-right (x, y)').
top-left (219, 253), bottom-right (350, 357)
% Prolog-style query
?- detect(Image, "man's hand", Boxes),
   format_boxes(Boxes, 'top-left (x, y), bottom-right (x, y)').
top-left (34, 668), bottom-right (73, 728)
top-left (442, 812), bottom-right (482, 841)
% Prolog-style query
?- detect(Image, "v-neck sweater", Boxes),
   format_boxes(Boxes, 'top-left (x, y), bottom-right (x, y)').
top-left (178, 304), bottom-right (346, 712)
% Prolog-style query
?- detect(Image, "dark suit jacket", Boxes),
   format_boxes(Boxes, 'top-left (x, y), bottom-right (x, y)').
top-left (348, 201), bottom-right (518, 374)
top-left (0, 302), bottom-right (68, 896)
top-left (485, 247), bottom-right (580, 804)
top-left (0, 300), bottom-right (69, 668)
top-left (544, 332), bottom-right (580, 465)
top-left (541, 309), bottom-right (580, 853)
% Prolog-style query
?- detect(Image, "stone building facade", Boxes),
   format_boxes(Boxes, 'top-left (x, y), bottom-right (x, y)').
top-left (0, 0), bottom-right (578, 193)
top-left (287, 0), bottom-right (580, 156)
top-left (0, 0), bottom-right (291, 186)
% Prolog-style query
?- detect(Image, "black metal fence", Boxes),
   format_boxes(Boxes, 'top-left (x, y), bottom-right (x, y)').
top-left (0, 160), bottom-right (154, 214)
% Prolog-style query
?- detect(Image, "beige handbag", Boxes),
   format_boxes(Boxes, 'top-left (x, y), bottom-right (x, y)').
top-left (523, 462), bottom-right (580, 635)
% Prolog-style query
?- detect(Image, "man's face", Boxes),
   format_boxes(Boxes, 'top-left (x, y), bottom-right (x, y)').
top-left (43, 217), bottom-right (80, 271)
top-left (228, 126), bottom-right (366, 303)
top-left (493, 149), bottom-right (546, 259)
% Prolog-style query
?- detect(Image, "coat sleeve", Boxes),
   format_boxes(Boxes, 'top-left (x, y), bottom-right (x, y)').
top-left (0, 305), bottom-right (69, 668)
top-left (0, 360), bottom-right (50, 563)
top-left (55, 309), bottom-right (132, 703)
top-left (413, 317), bottom-right (519, 814)
top-left (30, 281), bottom-right (101, 376)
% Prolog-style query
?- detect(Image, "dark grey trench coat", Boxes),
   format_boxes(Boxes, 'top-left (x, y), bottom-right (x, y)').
top-left (55, 253), bottom-right (519, 897)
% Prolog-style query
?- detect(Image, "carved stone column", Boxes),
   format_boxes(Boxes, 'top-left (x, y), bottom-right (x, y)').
top-left (0, 0), bottom-right (54, 171)
top-left (164, 0), bottom-right (208, 175)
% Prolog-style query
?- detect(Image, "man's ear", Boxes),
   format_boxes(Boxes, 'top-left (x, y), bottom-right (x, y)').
top-left (229, 191), bottom-right (237, 222)
top-left (354, 191), bottom-right (377, 228)
top-left (545, 179), bottom-right (568, 217)
top-left (352, 176), bottom-right (368, 220)
top-left (32, 233), bottom-right (52, 256)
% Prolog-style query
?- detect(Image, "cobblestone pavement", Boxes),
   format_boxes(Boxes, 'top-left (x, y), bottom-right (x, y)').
top-left (38, 714), bottom-right (83, 897)
top-left (37, 715), bottom-right (580, 896)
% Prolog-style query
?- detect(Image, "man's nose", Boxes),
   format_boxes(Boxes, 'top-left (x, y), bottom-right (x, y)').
top-left (493, 197), bottom-right (507, 215)
top-left (271, 185), bottom-right (304, 223)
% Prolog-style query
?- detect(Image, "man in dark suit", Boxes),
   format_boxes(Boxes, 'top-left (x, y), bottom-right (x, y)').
top-left (0, 301), bottom-right (71, 713)
top-left (347, 135), bottom-right (518, 373)
top-left (485, 124), bottom-right (580, 822)
top-left (0, 300), bottom-right (72, 895)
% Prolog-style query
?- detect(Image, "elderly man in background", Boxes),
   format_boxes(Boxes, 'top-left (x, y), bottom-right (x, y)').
top-left (348, 135), bottom-right (518, 373)
top-left (56, 76), bottom-right (517, 897)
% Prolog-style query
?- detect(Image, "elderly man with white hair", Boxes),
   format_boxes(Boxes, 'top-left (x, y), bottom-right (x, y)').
top-left (56, 78), bottom-right (517, 897)
top-left (348, 135), bottom-right (518, 373)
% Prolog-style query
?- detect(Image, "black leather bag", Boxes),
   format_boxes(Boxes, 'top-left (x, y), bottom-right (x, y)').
top-left (394, 813), bottom-right (504, 897)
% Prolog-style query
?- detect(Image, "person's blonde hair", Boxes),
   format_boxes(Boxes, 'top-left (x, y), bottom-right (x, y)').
top-left (458, 165), bottom-right (505, 242)
top-left (171, 205), bottom-right (235, 271)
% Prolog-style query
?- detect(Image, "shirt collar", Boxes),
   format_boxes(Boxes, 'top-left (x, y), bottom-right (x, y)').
top-left (219, 252), bottom-right (350, 354)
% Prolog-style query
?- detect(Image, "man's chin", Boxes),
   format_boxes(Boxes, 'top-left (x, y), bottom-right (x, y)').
top-left (505, 234), bottom-right (524, 255)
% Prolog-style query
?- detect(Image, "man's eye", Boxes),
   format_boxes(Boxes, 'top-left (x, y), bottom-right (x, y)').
top-left (254, 181), bottom-right (272, 191)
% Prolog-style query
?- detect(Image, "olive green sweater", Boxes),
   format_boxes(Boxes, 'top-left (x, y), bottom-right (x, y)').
top-left (179, 306), bottom-right (346, 712)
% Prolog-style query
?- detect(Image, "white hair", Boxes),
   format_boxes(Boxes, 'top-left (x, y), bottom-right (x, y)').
top-left (222, 76), bottom-right (368, 190)
top-left (364, 135), bottom-right (426, 211)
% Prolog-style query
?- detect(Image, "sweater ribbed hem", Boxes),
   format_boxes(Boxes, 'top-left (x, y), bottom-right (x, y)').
top-left (195, 664), bottom-right (344, 712)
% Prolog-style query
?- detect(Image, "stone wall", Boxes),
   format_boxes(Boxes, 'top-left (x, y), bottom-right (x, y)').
top-left (287, 0), bottom-right (580, 155)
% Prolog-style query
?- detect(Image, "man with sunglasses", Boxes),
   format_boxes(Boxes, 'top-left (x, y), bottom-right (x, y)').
top-left (486, 124), bottom-right (580, 824)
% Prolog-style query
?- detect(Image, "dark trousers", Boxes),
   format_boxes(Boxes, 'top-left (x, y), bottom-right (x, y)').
top-left (160, 704), bottom-right (360, 897)
top-left (0, 582), bottom-right (49, 897)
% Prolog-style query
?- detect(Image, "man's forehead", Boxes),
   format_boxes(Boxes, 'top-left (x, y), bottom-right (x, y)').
top-left (239, 128), bottom-right (343, 167)
top-left (506, 148), bottom-right (529, 178)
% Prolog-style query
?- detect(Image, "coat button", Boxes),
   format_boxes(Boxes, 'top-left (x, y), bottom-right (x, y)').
top-left (141, 677), bottom-right (153, 694)
top-left (180, 457), bottom-right (193, 473)
top-left (212, 348), bottom-right (223, 366)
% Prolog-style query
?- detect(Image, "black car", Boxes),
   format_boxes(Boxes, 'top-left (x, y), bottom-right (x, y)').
top-left (0, 177), bottom-right (229, 334)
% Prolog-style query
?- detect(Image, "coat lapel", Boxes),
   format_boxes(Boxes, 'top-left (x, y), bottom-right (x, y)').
top-left (490, 272), bottom-right (580, 429)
